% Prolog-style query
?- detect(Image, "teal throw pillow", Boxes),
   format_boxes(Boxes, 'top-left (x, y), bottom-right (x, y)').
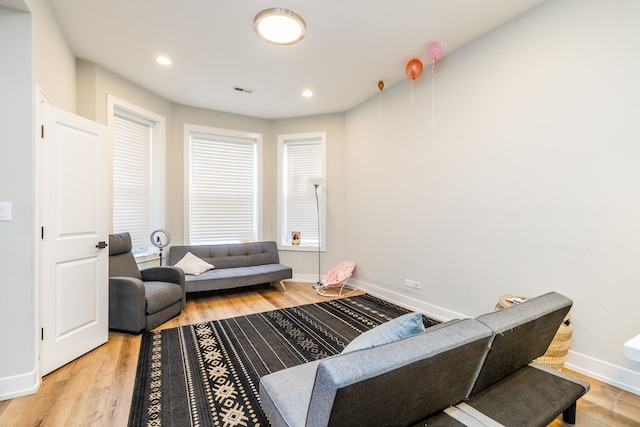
top-left (342, 312), bottom-right (426, 353)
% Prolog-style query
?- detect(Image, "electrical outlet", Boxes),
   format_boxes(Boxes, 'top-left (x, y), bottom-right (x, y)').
top-left (404, 279), bottom-right (422, 289)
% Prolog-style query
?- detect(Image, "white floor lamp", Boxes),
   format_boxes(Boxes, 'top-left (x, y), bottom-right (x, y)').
top-left (309, 177), bottom-right (325, 288)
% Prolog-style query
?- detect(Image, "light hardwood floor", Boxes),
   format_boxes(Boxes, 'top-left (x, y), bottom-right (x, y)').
top-left (0, 282), bottom-right (638, 426)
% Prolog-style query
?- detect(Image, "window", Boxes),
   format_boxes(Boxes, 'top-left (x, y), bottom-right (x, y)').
top-left (184, 124), bottom-right (263, 244)
top-left (277, 132), bottom-right (326, 250)
top-left (109, 96), bottom-right (165, 253)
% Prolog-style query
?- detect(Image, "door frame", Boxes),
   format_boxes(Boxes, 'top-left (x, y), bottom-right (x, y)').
top-left (34, 85), bottom-right (53, 381)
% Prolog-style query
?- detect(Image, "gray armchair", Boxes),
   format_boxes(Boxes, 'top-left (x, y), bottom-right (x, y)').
top-left (109, 232), bottom-right (185, 333)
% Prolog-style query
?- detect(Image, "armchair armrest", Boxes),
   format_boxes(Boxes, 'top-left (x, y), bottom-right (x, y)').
top-left (141, 266), bottom-right (185, 285)
top-left (109, 277), bottom-right (146, 333)
top-left (141, 266), bottom-right (186, 309)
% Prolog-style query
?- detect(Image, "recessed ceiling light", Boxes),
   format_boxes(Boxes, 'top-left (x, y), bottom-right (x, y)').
top-left (156, 56), bottom-right (172, 65)
top-left (254, 8), bottom-right (306, 45)
top-left (302, 90), bottom-right (313, 98)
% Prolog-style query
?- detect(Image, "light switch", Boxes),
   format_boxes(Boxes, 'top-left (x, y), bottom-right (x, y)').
top-left (0, 202), bottom-right (12, 221)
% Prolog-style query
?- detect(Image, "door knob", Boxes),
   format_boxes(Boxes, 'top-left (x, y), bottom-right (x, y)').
top-left (96, 241), bottom-right (108, 249)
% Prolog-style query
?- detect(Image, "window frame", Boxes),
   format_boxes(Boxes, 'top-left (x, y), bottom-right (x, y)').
top-left (107, 95), bottom-right (166, 257)
top-left (183, 123), bottom-right (264, 245)
top-left (277, 131), bottom-right (326, 252)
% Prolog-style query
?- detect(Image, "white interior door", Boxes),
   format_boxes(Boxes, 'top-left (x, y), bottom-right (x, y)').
top-left (40, 104), bottom-right (110, 376)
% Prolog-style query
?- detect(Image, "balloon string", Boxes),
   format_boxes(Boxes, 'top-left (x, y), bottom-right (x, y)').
top-left (410, 80), bottom-right (415, 106)
top-left (378, 91), bottom-right (383, 131)
top-left (431, 59), bottom-right (436, 127)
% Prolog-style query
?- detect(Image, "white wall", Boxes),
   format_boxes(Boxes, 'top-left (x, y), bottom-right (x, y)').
top-left (0, 5), bottom-right (35, 400)
top-left (272, 114), bottom-right (348, 279)
top-left (77, 60), bottom-right (172, 126)
top-left (29, 0), bottom-right (75, 111)
top-left (0, 0), bottom-right (78, 399)
top-left (345, 0), bottom-right (640, 393)
top-left (75, 66), bottom-right (347, 278)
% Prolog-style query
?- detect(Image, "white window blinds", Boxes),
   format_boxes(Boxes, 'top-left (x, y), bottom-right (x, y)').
top-left (112, 108), bottom-right (153, 250)
top-left (282, 138), bottom-right (322, 247)
top-left (188, 132), bottom-right (258, 244)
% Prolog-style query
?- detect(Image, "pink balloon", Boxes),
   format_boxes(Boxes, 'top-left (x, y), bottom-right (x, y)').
top-left (428, 41), bottom-right (442, 60)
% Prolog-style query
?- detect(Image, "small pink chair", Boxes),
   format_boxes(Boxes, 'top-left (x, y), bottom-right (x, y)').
top-left (316, 261), bottom-right (356, 297)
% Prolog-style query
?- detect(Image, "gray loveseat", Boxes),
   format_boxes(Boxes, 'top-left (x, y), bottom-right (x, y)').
top-left (167, 241), bottom-right (292, 293)
top-left (259, 292), bottom-right (590, 427)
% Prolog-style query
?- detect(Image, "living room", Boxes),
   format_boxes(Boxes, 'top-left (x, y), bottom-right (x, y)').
top-left (1, 0), bottom-right (639, 419)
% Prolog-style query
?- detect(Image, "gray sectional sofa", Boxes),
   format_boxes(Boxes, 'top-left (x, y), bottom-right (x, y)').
top-left (167, 241), bottom-right (292, 293)
top-left (259, 292), bottom-right (590, 427)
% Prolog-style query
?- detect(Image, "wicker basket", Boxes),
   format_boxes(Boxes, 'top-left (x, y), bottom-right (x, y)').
top-left (495, 294), bottom-right (572, 371)
top-left (495, 294), bottom-right (529, 310)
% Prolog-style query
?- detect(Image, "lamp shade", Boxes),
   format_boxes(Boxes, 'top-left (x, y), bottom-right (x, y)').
top-left (309, 176), bottom-right (325, 187)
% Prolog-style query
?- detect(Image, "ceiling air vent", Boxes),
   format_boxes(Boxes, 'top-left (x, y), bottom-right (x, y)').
top-left (234, 86), bottom-right (255, 94)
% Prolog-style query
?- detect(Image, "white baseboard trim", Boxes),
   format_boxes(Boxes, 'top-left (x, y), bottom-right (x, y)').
top-left (0, 369), bottom-right (40, 401)
top-left (349, 279), bottom-right (469, 321)
top-left (350, 278), bottom-right (640, 396)
top-left (565, 351), bottom-right (640, 396)
top-left (289, 273), bottom-right (319, 284)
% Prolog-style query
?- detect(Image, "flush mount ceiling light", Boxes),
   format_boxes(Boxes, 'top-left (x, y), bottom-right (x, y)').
top-left (254, 8), bottom-right (306, 45)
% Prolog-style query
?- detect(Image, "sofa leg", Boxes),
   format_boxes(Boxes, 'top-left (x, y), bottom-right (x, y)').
top-left (271, 281), bottom-right (286, 292)
top-left (562, 401), bottom-right (577, 424)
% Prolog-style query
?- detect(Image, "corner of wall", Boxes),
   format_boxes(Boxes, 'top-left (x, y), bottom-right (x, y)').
top-left (76, 59), bottom-right (97, 121)
top-left (0, 369), bottom-right (40, 401)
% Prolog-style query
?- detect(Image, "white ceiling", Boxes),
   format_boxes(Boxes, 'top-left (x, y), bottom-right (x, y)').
top-left (48, 0), bottom-right (545, 120)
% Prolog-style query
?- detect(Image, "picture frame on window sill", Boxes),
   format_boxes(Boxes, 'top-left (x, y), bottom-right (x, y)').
top-left (291, 231), bottom-right (301, 245)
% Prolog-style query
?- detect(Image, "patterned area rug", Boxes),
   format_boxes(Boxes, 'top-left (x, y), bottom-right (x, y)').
top-left (128, 294), bottom-right (439, 427)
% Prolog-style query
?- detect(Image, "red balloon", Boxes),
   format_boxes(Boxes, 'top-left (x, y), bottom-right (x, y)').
top-left (406, 59), bottom-right (423, 80)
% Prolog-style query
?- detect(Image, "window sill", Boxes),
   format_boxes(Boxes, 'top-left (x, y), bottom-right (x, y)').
top-left (278, 244), bottom-right (325, 252)
top-left (134, 249), bottom-right (160, 263)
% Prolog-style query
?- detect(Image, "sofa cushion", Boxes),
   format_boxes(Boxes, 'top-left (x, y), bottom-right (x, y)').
top-left (174, 251), bottom-right (214, 275)
top-left (184, 264), bottom-right (292, 292)
top-left (168, 241), bottom-right (281, 269)
top-left (144, 281), bottom-right (184, 315)
top-left (260, 318), bottom-right (494, 427)
top-left (470, 291), bottom-right (573, 396)
top-left (310, 318), bottom-right (493, 426)
top-left (342, 312), bottom-right (426, 353)
top-left (109, 232), bottom-right (132, 256)
top-left (460, 364), bottom-right (590, 427)
top-left (260, 359), bottom-right (322, 427)
top-left (108, 233), bottom-right (143, 280)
